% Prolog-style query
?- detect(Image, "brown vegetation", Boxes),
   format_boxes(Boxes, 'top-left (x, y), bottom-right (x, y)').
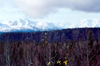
top-left (0, 31), bottom-right (100, 66)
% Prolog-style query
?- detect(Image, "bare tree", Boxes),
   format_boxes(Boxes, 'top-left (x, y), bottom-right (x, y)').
top-left (75, 30), bottom-right (98, 66)
top-left (4, 40), bottom-right (11, 66)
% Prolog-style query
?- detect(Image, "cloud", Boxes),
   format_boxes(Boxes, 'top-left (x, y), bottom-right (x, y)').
top-left (13, 0), bottom-right (58, 18)
top-left (0, 0), bottom-right (5, 7)
top-left (66, 0), bottom-right (100, 12)
top-left (1, 0), bottom-right (100, 18)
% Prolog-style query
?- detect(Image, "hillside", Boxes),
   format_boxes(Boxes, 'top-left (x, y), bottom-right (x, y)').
top-left (0, 27), bottom-right (100, 66)
top-left (0, 28), bottom-right (100, 42)
top-left (0, 28), bottom-right (100, 66)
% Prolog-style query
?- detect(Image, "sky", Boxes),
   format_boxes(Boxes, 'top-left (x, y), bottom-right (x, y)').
top-left (0, 0), bottom-right (100, 28)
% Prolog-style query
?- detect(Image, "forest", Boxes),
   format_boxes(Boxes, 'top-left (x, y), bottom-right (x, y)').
top-left (0, 28), bottom-right (100, 66)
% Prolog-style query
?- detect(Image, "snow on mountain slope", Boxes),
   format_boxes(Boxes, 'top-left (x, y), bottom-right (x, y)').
top-left (0, 23), bottom-right (11, 31)
top-left (0, 19), bottom-right (60, 32)
top-left (0, 19), bottom-right (100, 32)
top-left (58, 19), bottom-right (100, 29)
top-left (76, 19), bottom-right (100, 28)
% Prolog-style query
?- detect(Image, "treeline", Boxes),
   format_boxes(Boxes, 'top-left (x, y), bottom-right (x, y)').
top-left (0, 31), bottom-right (100, 66)
top-left (1, 28), bottom-right (100, 43)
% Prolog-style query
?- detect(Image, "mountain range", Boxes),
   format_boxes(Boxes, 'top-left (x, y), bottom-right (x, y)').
top-left (0, 19), bottom-right (100, 32)
top-left (75, 19), bottom-right (100, 28)
top-left (0, 19), bottom-right (60, 32)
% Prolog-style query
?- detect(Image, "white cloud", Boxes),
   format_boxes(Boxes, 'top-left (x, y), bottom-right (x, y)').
top-left (0, 0), bottom-right (100, 18)
top-left (13, 0), bottom-right (58, 18)
top-left (13, 0), bottom-right (100, 18)
top-left (0, 0), bottom-right (5, 7)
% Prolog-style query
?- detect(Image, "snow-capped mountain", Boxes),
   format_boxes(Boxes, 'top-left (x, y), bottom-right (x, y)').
top-left (0, 19), bottom-right (60, 32)
top-left (58, 19), bottom-right (100, 29)
top-left (75, 19), bottom-right (100, 28)
top-left (0, 19), bottom-right (100, 32)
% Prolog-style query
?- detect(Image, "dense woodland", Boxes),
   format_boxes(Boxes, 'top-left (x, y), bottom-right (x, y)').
top-left (0, 28), bottom-right (100, 66)
top-left (1, 28), bottom-right (100, 42)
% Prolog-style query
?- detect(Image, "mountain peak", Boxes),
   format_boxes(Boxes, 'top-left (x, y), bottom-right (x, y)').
top-left (0, 19), bottom-right (59, 32)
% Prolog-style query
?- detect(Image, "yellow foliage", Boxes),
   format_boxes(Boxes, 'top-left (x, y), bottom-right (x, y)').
top-left (42, 39), bottom-right (44, 41)
top-left (66, 54), bottom-right (68, 56)
top-left (47, 62), bottom-right (50, 65)
top-left (31, 62), bottom-right (33, 64)
top-left (45, 33), bottom-right (47, 35)
top-left (49, 56), bottom-right (50, 58)
top-left (45, 41), bottom-right (48, 44)
top-left (51, 61), bottom-right (53, 63)
top-left (45, 37), bottom-right (47, 38)
top-left (57, 60), bottom-right (61, 65)
top-left (47, 61), bottom-right (53, 65)
top-left (26, 37), bottom-right (28, 39)
top-left (73, 58), bottom-right (74, 60)
top-left (69, 57), bottom-right (72, 61)
top-left (65, 57), bottom-right (67, 59)
top-left (67, 45), bottom-right (69, 48)
top-left (63, 60), bottom-right (68, 65)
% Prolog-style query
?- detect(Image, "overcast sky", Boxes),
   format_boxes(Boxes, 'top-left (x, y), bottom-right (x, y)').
top-left (0, 0), bottom-right (100, 28)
